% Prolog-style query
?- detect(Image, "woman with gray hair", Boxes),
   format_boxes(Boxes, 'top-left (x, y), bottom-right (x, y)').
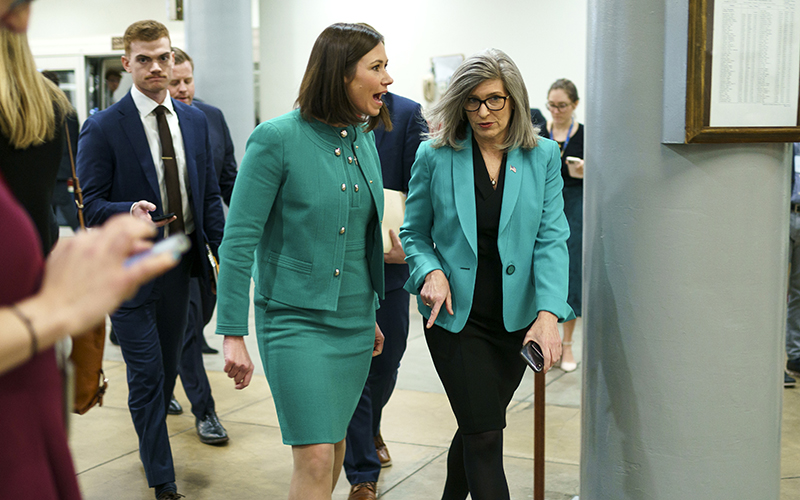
top-left (400, 48), bottom-right (574, 499)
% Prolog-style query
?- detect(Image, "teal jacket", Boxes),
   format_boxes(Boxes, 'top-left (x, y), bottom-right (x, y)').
top-left (216, 109), bottom-right (385, 336)
top-left (400, 130), bottom-right (574, 333)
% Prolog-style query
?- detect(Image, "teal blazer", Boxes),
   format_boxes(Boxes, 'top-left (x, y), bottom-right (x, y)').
top-left (215, 109), bottom-right (385, 336)
top-left (400, 130), bottom-right (575, 333)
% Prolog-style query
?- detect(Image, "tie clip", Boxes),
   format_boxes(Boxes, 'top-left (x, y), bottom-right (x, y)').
top-left (162, 156), bottom-right (174, 160)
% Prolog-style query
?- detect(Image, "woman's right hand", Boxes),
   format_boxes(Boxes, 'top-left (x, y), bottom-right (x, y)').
top-left (38, 215), bottom-right (179, 336)
top-left (1, 216), bottom-right (180, 376)
top-left (420, 269), bottom-right (454, 329)
top-left (223, 336), bottom-right (255, 390)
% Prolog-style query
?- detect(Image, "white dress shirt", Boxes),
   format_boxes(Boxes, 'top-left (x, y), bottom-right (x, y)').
top-left (130, 85), bottom-right (195, 235)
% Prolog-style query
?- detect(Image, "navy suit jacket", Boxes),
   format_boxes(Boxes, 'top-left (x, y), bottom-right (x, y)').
top-left (193, 99), bottom-right (238, 206)
top-left (76, 91), bottom-right (225, 304)
top-left (373, 92), bottom-right (427, 293)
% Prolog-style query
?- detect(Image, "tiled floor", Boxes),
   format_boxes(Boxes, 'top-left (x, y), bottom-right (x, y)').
top-left (68, 302), bottom-right (800, 499)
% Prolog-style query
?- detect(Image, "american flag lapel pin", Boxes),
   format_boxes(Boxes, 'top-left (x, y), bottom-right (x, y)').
top-left (510, 165), bottom-right (517, 173)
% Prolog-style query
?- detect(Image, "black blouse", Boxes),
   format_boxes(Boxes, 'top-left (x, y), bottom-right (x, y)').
top-left (0, 122), bottom-right (64, 255)
top-left (468, 137), bottom-right (507, 330)
top-left (555, 123), bottom-right (584, 189)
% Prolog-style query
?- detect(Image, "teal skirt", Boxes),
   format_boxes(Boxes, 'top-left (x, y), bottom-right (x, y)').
top-left (254, 246), bottom-right (375, 445)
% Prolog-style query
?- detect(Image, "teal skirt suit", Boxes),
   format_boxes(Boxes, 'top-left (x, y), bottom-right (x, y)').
top-left (216, 109), bottom-right (385, 445)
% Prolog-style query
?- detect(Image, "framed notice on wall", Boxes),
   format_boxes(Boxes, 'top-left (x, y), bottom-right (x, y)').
top-left (686, 0), bottom-right (800, 142)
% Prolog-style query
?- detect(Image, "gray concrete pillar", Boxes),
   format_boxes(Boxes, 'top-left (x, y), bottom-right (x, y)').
top-left (184, 1), bottom-right (253, 166)
top-left (581, 0), bottom-right (790, 498)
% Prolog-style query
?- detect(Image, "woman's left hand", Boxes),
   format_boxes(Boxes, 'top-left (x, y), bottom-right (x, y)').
top-left (566, 158), bottom-right (584, 179)
top-left (373, 323), bottom-right (385, 357)
top-left (523, 311), bottom-right (562, 373)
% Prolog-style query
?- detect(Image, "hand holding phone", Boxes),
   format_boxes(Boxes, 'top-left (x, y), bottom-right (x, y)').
top-left (125, 234), bottom-right (191, 267)
top-left (565, 156), bottom-right (584, 179)
top-left (150, 212), bottom-right (175, 222)
top-left (520, 341), bottom-right (545, 372)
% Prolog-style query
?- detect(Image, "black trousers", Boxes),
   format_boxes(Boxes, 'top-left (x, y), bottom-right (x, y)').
top-left (424, 318), bottom-right (527, 434)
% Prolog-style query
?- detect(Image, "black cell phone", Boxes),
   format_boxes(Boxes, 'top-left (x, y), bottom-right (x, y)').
top-left (520, 341), bottom-right (545, 372)
top-left (151, 212), bottom-right (175, 222)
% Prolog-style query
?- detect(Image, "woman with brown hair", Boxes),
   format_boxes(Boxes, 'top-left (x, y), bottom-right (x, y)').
top-left (217, 23), bottom-right (392, 500)
top-left (546, 78), bottom-right (584, 372)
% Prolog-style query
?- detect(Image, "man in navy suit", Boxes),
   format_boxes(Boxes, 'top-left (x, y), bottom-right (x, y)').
top-left (165, 46), bottom-right (238, 445)
top-left (344, 92), bottom-right (427, 500)
top-left (170, 48), bottom-right (237, 207)
top-left (76, 20), bottom-right (225, 500)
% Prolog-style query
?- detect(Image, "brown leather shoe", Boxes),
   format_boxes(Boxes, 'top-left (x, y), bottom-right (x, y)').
top-left (373, 433), bottom-right (392, 467)
top-left (349, 481), bottom-right (377, 500)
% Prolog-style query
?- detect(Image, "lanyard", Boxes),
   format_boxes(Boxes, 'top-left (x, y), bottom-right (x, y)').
top-left (549, 118), bottom-right (574, 157)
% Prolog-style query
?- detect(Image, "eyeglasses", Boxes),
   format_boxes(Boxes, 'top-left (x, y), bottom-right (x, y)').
top-left (547, 102), bottom-right (572, 111)
top-left (464, 95), bottom-right (510, 112)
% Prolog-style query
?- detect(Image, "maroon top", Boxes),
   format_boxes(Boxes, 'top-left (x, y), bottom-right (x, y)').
top-left (0, 173), bottom-right (82, 499)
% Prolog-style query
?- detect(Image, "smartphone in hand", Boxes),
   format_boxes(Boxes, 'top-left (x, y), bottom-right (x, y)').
top-left (125, 234), bottom-right (191, 267)
top-left (520, 341), bottom-right (545, 372)
top-left (565, 156), bottom-right (583, 179)
top-left (151, 212), bottom-right (176, 222)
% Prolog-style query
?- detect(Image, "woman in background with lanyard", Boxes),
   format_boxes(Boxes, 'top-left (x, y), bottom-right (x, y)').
top-left (546, 78), bottom-right (584, 372)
